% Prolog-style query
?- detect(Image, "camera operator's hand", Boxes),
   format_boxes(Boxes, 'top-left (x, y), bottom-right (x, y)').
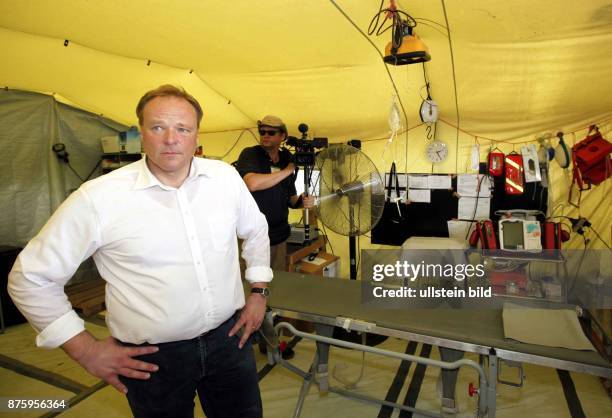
top-left (302, 195), bottom-right (316, 209)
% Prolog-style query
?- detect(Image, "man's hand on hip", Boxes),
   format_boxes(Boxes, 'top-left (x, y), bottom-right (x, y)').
top-left (229, 293), bottom-right (267, 349)
top-left (63, 331), bottom-right (159, 394)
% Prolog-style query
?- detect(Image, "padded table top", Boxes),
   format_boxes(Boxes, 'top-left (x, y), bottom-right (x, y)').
top-left (266, 271), bottom-right (611, 377)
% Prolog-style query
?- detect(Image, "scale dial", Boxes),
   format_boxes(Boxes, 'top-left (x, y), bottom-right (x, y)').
top-left (426, 140), bottom-right (448, 163)
top-left (420, 99), bottom-right (439, 123)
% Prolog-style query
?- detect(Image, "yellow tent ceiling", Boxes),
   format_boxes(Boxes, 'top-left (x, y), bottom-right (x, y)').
top-left (1, 0), bottom-right (611, 273)
top-left (1, 0), bottom-right (611, 141)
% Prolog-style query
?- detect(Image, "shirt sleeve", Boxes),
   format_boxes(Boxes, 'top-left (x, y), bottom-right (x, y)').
top-left (8, 188), bottom-right (101, 348)
top-left (282, 149), bottom-right (298, 197)
top-left (235, 148), bottom-right (261, 178)
top-left (288, 174), bottom-right (297, 198)
top-left (231, 169), bottom-right (273, 283)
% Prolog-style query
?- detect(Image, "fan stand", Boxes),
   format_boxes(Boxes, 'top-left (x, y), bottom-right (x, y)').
top-left (348, 195), bottom-right (358, 280)
top-left (336, 180), bottom-right (365, 280)
top-left (303, 165), bottom-right (313, 243)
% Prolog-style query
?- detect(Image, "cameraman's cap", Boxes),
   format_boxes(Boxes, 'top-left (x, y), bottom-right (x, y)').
top-left (257, 115), bottom-right (287, 134)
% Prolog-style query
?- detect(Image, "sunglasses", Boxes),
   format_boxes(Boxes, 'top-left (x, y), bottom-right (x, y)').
top-left (259, 129), bottom-right (280, 136)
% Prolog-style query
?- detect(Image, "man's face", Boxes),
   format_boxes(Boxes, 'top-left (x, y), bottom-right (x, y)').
top-left (258, 126), bottom-right (285, 151)
top-left (140, 96), bottom-right (198, 181)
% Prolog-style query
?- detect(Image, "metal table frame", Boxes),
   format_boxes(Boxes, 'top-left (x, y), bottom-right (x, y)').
top-left (262, 271), bottom-right (612, 418)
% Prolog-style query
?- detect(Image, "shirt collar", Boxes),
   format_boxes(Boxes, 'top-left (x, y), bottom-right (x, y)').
top-left (133, 156), bottom-right (211, 190)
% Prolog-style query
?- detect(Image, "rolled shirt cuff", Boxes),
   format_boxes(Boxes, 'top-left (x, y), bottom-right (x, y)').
top-left (244, 266), bottom-right (273, 284)
top-left (36, 310), bottom-right (86, 349)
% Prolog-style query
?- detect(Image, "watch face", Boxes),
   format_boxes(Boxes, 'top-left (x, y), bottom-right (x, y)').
top-left (426, 141), bottom-right (448, 163)
top-left (252, 287), bottom-right (269, 297)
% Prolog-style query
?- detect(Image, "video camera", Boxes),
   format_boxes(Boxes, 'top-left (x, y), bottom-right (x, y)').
top-left (285, 123), bottom-right (328, 166)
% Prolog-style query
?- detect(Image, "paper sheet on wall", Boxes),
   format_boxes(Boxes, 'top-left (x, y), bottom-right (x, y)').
top-left (447, 220), bottom-right (477, 241)
top-left (458, 197), bottom-right (490, 220)
top-left (408, 189), bottom-right (431, 203)
top-left (408, 175), bottom-right (428, 189)
top-left (503, 303), bottom-right (595, 351)
top-left (384, 172), bottom-right (408, 188)
top-left (428, 175), bottom-right (452, 189)
top-left (457, 174), bottom-right (491, 197)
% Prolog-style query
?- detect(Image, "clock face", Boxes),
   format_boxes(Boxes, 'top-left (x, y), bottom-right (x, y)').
top-left (426, 140), bottom-right (448, 163)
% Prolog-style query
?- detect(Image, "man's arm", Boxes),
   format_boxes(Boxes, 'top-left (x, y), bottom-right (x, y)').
top-left (8, 189), bottom-right (160, 392)
top-left (243, 163), bottom-right (295, 192)
top-left (227, 170), bottom-right (273, 347)
top-left (8, 189), bottom-right (100, 347)
top-left (235, 147), bottom-right (295, 192)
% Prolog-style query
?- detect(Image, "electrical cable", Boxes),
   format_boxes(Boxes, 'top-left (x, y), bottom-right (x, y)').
top-left (328, 0), bottom-right (411, 176)
top-left (464, 174), bottom-right (488, 240)
top-left (66, 162), bottom-right (85, 182)
top-left (84, 159), bottom-right (102, 182)
top-left (367, 1), bottom-right (448, 37)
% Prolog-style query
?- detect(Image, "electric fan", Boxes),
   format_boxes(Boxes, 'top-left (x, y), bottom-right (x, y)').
top-left (315, 144), bottom-right (386, 279)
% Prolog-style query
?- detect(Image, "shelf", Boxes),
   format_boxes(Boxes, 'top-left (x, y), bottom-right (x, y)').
top-left (101, 153), bottom-right (142, 172)
top-left (469, 249), bottom-right (565, 263)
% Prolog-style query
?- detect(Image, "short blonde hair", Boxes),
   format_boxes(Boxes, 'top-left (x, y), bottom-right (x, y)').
top-left (136, 85), bottom-right (203, 127)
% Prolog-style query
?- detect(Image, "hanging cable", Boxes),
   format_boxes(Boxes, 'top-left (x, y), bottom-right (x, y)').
top-left (329, 0), bottom-right (410, 172)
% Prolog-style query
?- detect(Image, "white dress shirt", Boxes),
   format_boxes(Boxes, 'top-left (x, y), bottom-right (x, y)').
top-left (8, 157), bottom-right (272, 348)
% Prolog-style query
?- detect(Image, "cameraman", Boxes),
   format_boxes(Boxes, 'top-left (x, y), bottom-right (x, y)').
top-left (236, 115), bottom-right (315, 272)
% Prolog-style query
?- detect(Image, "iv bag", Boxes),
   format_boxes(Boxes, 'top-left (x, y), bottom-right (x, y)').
top-left (388, 100), bottom-right (401, 133)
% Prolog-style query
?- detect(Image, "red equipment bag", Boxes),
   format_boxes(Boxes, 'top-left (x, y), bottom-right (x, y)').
top-left (572, 125), bottom-right (612, 190)
top-left (504, 153), bottom-right (524, 195)
top-left (476, 220), bottom-right (497, 249)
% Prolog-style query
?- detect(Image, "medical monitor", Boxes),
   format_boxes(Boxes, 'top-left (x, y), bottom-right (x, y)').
top-left (499, 219), bottom-right (542, 252)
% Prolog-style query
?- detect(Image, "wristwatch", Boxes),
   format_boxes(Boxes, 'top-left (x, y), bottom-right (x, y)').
top-left (251, 287), bottom-right (270, 297)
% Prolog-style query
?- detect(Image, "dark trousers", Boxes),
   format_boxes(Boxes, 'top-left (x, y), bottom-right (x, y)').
top-left (119, 314), bottom-right (262, 418)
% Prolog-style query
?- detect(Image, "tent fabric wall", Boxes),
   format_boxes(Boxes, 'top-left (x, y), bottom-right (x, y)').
top-left (0, 89), bottom-right (126, 246)
top-left (0, 1), bottom-right (611, 277)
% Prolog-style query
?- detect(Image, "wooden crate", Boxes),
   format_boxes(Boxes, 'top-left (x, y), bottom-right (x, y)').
top-left (65, 279), bottom-right (106, 317)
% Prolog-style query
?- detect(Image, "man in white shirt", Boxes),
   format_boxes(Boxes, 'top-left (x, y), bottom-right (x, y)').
top-left (8, 85), bottom-right (272, 418)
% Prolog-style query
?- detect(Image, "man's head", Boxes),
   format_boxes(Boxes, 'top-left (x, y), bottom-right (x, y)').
top-left (137, 85), bottom-right (202, 186)
top-left (257, 115), bottom-right (287, 152)
top-left (137, 85), bottom-right (203, 128)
